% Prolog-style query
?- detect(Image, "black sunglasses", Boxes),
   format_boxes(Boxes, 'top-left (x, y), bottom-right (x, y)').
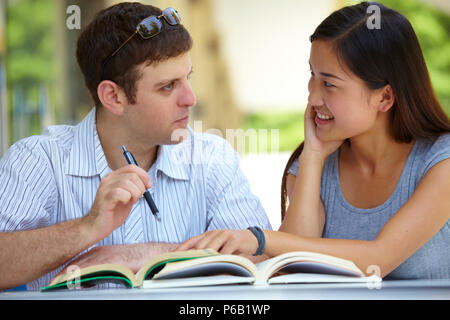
top-left (100, 7), bottom-right (181, 80)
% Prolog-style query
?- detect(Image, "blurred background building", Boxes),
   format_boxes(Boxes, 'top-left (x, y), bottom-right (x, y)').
top-left (0, 0), bottom-right (449, 228)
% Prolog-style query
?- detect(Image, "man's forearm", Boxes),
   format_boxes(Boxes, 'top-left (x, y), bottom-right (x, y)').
top-left (0, 216), bottom-right (97, 289)
top-left (127, 242), bottom-right (178, 272)
top-left (57, 241), bottom-right (180, 276)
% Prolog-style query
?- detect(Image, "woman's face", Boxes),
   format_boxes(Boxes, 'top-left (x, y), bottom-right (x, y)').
top-left (308, 40), bottom-right (383, 142)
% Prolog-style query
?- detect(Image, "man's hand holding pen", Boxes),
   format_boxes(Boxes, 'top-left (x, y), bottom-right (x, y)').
top-left (82, 164), bottom-right (151, 242)
top-left (56, 162), bottom-right (171, 279)
top-left (121, 145), bottom-right (160, 220)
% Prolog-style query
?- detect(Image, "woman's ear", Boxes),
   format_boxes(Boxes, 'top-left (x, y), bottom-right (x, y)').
top-left (97, 80), bottom-right (128, 115)
top-left (377, 84), bottom-right (395, 113)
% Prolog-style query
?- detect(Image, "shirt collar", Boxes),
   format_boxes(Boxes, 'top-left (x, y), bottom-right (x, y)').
top-left (65, 108), bottom-right (105, 177)
top-left (65, 108), bottom-right (191, 181)
top-left (153, 128), bottom-right (193, 181)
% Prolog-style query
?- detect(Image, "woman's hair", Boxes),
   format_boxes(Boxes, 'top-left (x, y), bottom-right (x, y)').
top-left (76, 2), bottom-right (192, 107)
top-left (281, 1), bottom-right (450, 219)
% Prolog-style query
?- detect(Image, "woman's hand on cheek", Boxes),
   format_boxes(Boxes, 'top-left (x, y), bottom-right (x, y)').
top-left (303, 104), bottom-right (344, 160)
top-left (176, 229), bottom-right (258, 255)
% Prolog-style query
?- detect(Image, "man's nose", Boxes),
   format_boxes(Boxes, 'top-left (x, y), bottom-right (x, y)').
top-left (177, 80), bottom-right (196, 108)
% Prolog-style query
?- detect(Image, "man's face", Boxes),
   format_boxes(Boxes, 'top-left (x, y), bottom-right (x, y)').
top-left (122, 52), bottom-right (196, 146)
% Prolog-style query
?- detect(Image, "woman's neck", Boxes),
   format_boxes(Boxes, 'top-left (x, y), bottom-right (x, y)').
top-left (343, 132), bottom-right (414, 177)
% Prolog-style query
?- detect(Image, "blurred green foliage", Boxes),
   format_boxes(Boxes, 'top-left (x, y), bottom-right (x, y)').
top-left (6, 0), bottom-right (55, 86)
top-left (352, 0), bottom-right (450, 113)
top-left (4, 0), bottom-right (449, 152)
top-left (5, 0), bottom-right (56, 141)
top-left (243, 111), bottom-right (304, 153)
top-left (244, 0), bottom-right (450, 153)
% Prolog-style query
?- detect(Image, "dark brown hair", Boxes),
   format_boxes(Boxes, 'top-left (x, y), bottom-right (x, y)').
top-left (281, 1), bottom-right (450, 219)
top-left (76, 2), bottom-right (193, 107)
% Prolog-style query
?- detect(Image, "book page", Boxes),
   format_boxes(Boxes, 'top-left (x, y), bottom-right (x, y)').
top-left (268, 273), bottom-right (372, 284)
top-left (152, 255), bottom-right (259, 280)
top-left (136, 249), bottom-right (219, 283)
top-left (47, 263), bottom-right (136, 287)
top-left (143, 275), bottom-right (255, 289)
top-left (277, 261), bottom-right (362, 277)
top-left (154, 262), bottom-right (254, 279)
top-left (256, 251), bottom-right (364, 282)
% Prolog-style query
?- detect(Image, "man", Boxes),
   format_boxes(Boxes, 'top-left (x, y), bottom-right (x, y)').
top-left (0, 2), bottom-right (271, 290)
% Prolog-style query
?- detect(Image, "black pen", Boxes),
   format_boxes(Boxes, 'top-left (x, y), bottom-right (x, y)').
top-left (121, 145), bottom-right (160, 221)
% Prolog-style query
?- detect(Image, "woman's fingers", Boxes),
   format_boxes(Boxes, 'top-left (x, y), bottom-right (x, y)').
top-left (176, 230), bottom-right (256, 255)
top-left (176, 234), bottom-right (204, 251)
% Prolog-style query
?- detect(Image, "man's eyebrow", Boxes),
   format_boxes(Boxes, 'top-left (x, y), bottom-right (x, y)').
top-left (309, 61), bottom-right (344, 81)
top-left (154, 66), bottom-right (194, 88)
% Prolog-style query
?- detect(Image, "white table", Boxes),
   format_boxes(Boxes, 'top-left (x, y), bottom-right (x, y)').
top-left (1, 279), bottom-right (449, 300)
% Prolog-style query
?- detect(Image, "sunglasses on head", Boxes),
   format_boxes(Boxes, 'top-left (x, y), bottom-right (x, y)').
top-left (100, 7), bottom-right (181, 80)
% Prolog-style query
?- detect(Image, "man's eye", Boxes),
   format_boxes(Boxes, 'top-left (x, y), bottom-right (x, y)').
top-left (163, 82), bottom-right (174, 91)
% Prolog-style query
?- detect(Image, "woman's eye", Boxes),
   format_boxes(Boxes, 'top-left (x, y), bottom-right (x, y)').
top-left (324, 81), bottom-right (335, 88)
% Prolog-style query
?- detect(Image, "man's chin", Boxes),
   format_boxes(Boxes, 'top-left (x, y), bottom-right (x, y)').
top-left (167, 127), bottom-right (190, 145)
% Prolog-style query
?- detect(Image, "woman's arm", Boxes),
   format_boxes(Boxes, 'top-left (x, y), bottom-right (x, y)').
top-left (279, 154), bottom-right (326, 236)
top-left (178, 158), bottom-right (450, 278)
top-left (280, 104), bottom-right (342, 236)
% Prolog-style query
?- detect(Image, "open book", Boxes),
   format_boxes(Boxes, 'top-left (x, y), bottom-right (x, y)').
top-left (143, 250), bottom-right (381, 289)
top-left (41, 249), bottom-right (219, 291)
top-left (41, 249), bottom-right (380, 291)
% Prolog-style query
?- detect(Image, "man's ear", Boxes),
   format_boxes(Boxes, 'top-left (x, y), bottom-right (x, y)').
top-left (97, 80), bottom-right (128, 115)
top-left (376, 84), bottom-right (395, 113)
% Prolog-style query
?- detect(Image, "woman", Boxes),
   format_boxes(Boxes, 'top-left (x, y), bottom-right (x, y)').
top-left (177, 2), bottom-right (450, 279)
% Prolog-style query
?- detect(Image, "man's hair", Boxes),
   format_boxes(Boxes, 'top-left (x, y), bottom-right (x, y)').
top-left (76, 2), bottom-right (193, 107)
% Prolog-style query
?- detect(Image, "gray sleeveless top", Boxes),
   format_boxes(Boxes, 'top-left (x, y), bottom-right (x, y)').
top-left (288, 133), bottom-right (450, 279)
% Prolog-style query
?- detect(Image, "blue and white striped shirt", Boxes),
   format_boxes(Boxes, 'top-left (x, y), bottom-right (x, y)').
top-left (0, 108), bottom-right (271, 290)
